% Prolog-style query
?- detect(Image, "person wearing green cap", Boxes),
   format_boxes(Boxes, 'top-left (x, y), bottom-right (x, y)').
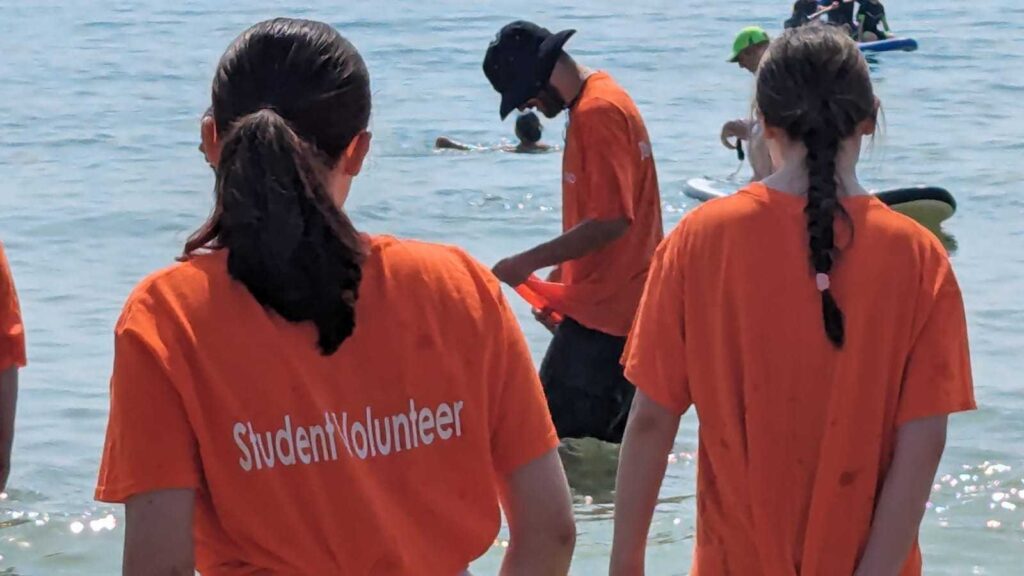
top-left (722, 26), bottom-right (773, 181)
top-left (728, 26), bottom-right (770, 73)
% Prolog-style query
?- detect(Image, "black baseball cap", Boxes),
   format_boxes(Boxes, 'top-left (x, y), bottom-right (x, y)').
top-left (483, 21), bottom-right (576, 119)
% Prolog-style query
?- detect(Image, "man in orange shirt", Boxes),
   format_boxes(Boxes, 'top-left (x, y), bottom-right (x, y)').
top-left (0, 243), bottom-right (25, 493)
top-left (483, 21), bottom-right (663, 443)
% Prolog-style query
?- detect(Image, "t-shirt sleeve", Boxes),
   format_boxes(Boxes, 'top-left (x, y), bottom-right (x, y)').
top-left (485, 279), bottom-right (559, 475)
top-left (95, 298), bottom-right (201, 503)
top-left (895, 257), bottom-right (976, 427)
top-left (0, 246), bottom-right (26, 371)
top-left (575, 102), bottom-right (638, 223)
top-left (621, 225), bottom-right (691, 415)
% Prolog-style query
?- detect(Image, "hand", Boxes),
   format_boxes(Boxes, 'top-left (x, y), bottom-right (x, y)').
top-left (546, 266), bottom-right (562, 283)
top-left (532, 307), bottom-right (560, 334)
top-left (720, 120), bottom-right (750, 150)
top-left (492, 254), bottom-right (537, 287)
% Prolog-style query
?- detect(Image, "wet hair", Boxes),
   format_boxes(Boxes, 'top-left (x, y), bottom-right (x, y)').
top-left (184, 18), bottom-right (372, 355)
top-left (756, 25), bottom-right (875, 347)
top-left (515, 112), bottom-right (542, 144)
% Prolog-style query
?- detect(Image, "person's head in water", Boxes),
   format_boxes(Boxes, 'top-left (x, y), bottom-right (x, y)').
top-left (729, 26), bottom-right (771, 74)
top-left (515, 112), bottom-right (543, 146)
top-left (188, 18), bottom-right (372, 355)
top-left (483, 21), bottom-right (578, 120)
top-left (756, 25), bottom-right (877, 347)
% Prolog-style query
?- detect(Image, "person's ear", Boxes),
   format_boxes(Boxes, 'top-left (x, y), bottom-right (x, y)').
top-left (762, 123), bottom-right (785, 141)
top-left (860, 98), bottom-right (881, 136)
top-left (200, 116), bottom-right (221, 167)
top-left (340, 131), bottom-right (372, 176)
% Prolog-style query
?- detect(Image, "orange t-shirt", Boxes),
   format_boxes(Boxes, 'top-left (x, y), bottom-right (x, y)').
top-left (530, 71), bottom-right (663, 337)
top-left (0, 243), bottom-right (26, 371)
top-left (96, 236), bottom-right (558, 575)
top-left (623, 183), bottom-right (975, 576)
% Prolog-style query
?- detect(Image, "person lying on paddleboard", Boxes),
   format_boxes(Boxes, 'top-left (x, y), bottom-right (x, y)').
top-left (436, 111), bottom-right (554, 153)
top-left (483, 20), bottom-right (664, 445)
top-left (721, 26), bottom-right (774, 181)
top-left (857, 0), bottom-right (892, 42)
top-left (97, 17), bottom-right (575, 576)
top-left (611, 25), bottom-right (974, 576)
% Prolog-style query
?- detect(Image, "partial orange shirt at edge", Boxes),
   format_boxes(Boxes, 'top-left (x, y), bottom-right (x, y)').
top-left (0, 243), bottom-right (26, 370)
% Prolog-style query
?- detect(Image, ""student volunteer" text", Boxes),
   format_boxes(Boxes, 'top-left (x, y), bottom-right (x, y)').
top-left (232, 399), bottom-right (466, 471)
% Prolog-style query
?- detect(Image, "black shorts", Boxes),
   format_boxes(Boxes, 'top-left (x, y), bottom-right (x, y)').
top-left (538, 317), bottom-right (636, 444)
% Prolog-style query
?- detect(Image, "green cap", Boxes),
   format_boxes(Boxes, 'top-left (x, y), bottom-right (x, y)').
top-left (729, 26), bottom-right (770, 62)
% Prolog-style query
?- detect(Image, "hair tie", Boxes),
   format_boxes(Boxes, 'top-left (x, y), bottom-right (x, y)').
top-left (815, 273), bottom-right (831, 292)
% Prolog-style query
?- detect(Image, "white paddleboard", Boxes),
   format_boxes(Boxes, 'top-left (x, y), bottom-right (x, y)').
top-left (684, 178), bottom-right (955, 225)
top-left (684, 177), bottom-right (730, 202)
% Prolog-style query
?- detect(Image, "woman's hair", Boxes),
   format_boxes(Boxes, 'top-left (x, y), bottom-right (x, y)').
top-left (756, 25), bottom-right (875, 347)
top-left (184, 18), bottom-right (372, 355)
top-left (515, 112), bottom-right (543, 144)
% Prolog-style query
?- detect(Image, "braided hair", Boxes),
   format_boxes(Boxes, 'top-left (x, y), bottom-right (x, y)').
top-left (756, 25), bottom-right (876, 347)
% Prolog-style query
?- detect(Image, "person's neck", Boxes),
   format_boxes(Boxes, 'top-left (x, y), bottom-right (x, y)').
top-left (762, 142), bottom-right (870, 198)
top-left (551, 61), bottom-right (594, 109)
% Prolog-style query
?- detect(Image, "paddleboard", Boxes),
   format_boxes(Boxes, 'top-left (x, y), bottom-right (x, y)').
top-left (684, 178), bottom-right (956, 224)
top-left (859, 37), bottom-right (918, 53)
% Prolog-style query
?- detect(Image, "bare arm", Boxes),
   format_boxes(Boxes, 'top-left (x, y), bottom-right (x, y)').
top-left (610, 391), bottom-right (681, 575)
top-left (857, 14), bottom-right (867, 40)
top-left (514, 217), bottom-right (626, 278)
top-left (492, 218), bottom-right (629, 286)
top-left (435, 137), bottom-right (474, 151)
top-left (0, 367), bottom-right (17, 493)
top-left (123, 489), bottom-right (195, 576)
top-left (809, 3), bottom-right (838, 21)
top-left (499, 448), bottom-right (576, 576)
top-left (526, 218), bottom-right (629, 269)
top-left (854, 416), bottom-right (948, 576)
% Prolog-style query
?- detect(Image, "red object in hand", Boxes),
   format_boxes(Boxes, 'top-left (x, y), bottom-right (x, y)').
top-left (514, 276), bottom-right (564, 324)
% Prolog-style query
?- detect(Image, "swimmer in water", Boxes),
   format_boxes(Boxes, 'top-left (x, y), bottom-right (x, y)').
top-left (435, 112), bottom-right (554, 153)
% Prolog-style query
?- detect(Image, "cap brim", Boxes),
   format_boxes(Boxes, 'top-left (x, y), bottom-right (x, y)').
top-left (499, 91), bottom-right (526, 120)
top-left (540, 29), bottom-right (576, 57)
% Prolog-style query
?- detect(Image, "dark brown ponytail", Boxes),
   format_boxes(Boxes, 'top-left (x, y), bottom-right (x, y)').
top-left (756, 25), bottom-right (875, 348)
top-left (183, 18), bottom-right (372, 355)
